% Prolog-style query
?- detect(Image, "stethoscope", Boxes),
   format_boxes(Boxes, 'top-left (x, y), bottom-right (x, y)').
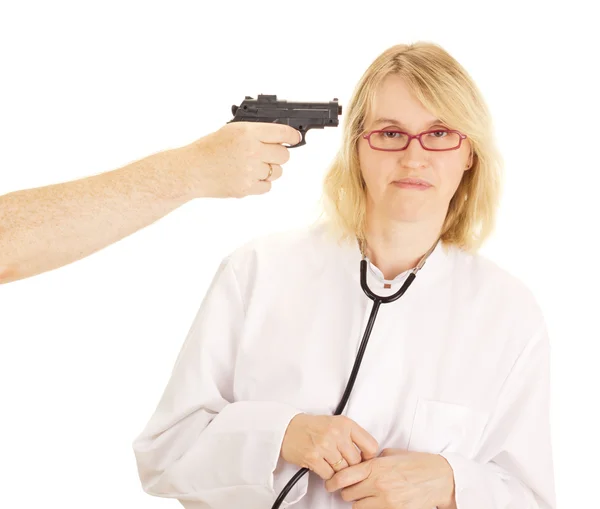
top-left (270, 238), bottom-right (439, 509)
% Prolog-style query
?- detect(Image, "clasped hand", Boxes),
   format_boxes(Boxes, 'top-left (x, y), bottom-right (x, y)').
top-left (324, 448), bottom-right (455, 509)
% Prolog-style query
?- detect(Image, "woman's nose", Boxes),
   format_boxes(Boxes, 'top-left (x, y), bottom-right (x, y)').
top-left (398, 136), bottom-right (428, 167)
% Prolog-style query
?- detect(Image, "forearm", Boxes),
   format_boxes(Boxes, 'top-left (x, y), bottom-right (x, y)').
top-left (0, 146), bottom-right (196, 283)
top-left (134, 400), bottom-right (307, 507)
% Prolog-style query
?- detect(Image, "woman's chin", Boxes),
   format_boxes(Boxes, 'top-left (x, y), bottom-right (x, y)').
top-left (367, 195), bottom-right (434, 223)
top-left (385, 201), bottom-right (432, 223)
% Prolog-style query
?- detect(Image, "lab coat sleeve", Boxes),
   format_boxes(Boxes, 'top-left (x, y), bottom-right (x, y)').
top-left (439, 320), bottom-right (556, 509)
top-left (132, 257), bottom-right (309, 509)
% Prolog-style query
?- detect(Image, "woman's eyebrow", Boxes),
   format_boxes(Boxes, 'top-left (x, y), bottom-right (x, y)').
top-left (372, 117), bottom-right (445, 129)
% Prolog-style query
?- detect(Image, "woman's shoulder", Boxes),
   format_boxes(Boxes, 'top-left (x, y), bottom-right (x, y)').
top-left (451, 245), bottom-right (547, 327)
top-left (453, 247), bottom-right (530, 291)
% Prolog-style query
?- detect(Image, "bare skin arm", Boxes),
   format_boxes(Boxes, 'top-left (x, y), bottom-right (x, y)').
top-left (0, 147), bottom-right (197, 284)
top-left (0, 122), bottom-right (301, 284)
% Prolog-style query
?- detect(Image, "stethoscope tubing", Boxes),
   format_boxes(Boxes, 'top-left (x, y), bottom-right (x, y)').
top-left (270, 258), bottom-right (419, 508)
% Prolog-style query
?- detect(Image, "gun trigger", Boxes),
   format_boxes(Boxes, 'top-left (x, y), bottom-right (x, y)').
top-left (289, 129), bottom-right (307, 148)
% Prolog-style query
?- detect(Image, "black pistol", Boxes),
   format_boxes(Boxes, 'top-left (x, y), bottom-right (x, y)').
top-left (228, 94), bottom-right (342, 148)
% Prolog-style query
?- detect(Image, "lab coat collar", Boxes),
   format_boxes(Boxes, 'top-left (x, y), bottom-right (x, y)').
top-left (331, 226), bottom-right (453, 290)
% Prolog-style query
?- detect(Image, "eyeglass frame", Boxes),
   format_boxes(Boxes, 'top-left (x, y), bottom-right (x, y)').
top-left (362, 128), bottom-right (468, 152)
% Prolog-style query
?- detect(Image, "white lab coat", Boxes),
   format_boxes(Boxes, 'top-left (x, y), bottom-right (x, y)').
top-left (132, 220), bottom-right (556, 509)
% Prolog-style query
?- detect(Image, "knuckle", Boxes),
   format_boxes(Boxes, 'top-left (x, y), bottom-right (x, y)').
top-left (373, 476), bottom-right (389, 492)
top-left (318, 438), bottom-right (332, 450)
top-left (334, 415), bottom-right (350, 427)
top-left (344, 420), bottom-right (357, 434)
top-left (348, 451), bottom-right (361, 465)
top-left (245, 162), bottom-right (255, 177)
top-left (383, 491), bottom-right (397, 507)
top-left (244, 142), bottom-right (260, 159)
top-left (305, 449), bottom-right (321, 463)
top-left (341, 489), bottom-right (353, 502)
top-left (328, 426), bottom-right (341, 438)
top-left (228, 122), bottom-right (245, 139)
top-left (280, 123), bottom-right (292, 137)
top-left (241, 174), bottom-right (254, 191)
top-left (244, 148), bottom-right (258, 160)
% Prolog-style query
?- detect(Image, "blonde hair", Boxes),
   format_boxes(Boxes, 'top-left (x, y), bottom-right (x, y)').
top-left (320, 41), bottom-right (503, 253)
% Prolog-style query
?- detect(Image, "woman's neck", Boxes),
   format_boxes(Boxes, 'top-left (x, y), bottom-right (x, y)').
top-left (362, 212), bottom-right (444, 280)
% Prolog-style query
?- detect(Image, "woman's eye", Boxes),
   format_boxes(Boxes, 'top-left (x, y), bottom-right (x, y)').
top-left (429, 130), bottom-right (448, 138)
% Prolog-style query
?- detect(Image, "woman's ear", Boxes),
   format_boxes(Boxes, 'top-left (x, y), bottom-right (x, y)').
top-left (466, 150), bottom-right (474, 170)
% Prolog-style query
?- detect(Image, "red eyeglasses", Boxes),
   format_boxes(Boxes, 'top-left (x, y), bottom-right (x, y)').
top-left (362, 128), bottom-right (467, 151)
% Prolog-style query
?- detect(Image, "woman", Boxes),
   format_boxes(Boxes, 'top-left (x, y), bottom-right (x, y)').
top-left (132, 42), bottom-right (555, 509)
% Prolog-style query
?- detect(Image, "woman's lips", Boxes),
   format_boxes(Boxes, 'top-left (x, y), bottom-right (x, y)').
top-left (392, 179), bottom-right (432, 189)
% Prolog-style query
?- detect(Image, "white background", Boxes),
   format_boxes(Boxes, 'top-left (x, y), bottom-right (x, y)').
top-left (1, 1), bottom-right (598, 507)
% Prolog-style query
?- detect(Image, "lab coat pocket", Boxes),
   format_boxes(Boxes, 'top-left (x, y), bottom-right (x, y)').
top-left (406, 398), bottom-right (489, 457)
